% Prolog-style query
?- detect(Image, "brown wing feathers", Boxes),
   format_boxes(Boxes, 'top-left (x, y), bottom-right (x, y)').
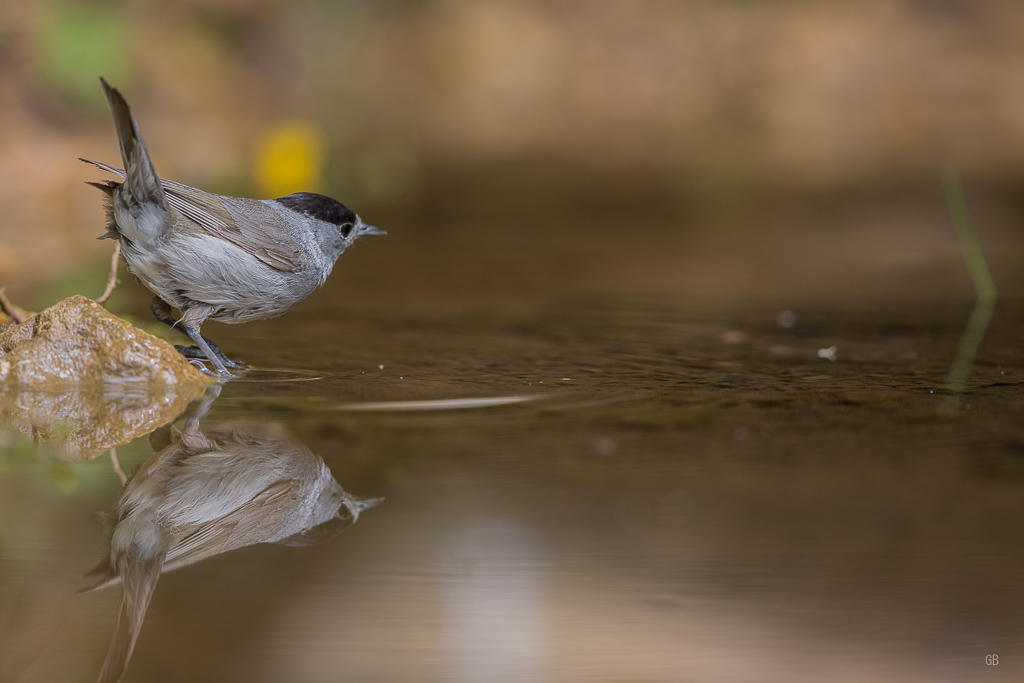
top-left (79, 160), bottom-right (304, 273)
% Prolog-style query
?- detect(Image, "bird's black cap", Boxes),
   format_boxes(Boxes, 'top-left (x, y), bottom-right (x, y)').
top-left (277, 192), bottom-right (356, 227)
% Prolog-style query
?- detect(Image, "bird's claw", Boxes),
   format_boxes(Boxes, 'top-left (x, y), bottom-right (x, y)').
top-left (174, 344), bottom-right (247, 369)
top-left (187, 358), bottom-right (238, 380)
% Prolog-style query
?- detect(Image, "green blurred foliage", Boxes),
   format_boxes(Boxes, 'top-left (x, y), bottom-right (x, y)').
top-left (0, 422), bottom-right (160, 495)
top-left (40, 3), bottom-right (129, 105)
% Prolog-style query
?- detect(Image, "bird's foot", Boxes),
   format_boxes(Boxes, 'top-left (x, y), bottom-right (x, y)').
top-left (187, 358), bottom-right (238, 380)
top-left (174, 344), bottom-right (247, 370)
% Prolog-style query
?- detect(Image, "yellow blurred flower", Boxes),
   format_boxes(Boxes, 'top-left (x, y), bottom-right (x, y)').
top-left (254, 122), bottom-right (327, 198)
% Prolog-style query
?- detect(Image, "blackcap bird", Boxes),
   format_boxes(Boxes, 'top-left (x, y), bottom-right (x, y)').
top-left (81, 78), bottom-right (383, 376)
top-left (81, 390), bottom-right (382, 683)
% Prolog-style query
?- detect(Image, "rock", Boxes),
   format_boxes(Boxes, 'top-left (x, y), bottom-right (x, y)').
top-left (0, 295), bottom-right (212, 461)
top-left (0, 295), bottom-right (210, 387)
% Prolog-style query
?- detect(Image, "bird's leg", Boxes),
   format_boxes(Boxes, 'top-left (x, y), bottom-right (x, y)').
top-left (180, 305), bottom-right (235, 377)
top-left (152, 297), bottom-right (245, 370)
top-left (184, 328), bottom-right (231, 377)
top-left (152, 297), bottom-right (206, 359)
top-left (182, 385), bottom-right (222, 446)
top-left (150, 297), bottom-right (177, 328)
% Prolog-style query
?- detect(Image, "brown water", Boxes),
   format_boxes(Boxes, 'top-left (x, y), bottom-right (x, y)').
top-left (3, 186), bottom-right (1024, 682)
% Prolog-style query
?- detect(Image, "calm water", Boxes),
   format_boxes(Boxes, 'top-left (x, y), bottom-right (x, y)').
top-left (3, 189), bottom-right (1024, 682)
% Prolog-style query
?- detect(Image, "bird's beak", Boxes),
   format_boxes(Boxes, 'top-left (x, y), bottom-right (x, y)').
top-left (341, 495), bottom-right (385, 522)
top-left (355, 217), bottom-right (386, 237)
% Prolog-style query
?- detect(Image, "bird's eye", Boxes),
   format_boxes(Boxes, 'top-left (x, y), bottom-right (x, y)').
top-left (340, 223), bottom-right (353, 237)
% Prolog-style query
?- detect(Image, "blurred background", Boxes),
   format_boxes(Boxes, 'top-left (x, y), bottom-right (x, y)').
top-left (2, 0), bottom-right (1024, 300)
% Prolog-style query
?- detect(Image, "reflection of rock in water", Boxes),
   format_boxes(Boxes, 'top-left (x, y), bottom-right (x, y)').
top-left (83, 412), bottom-right (382, 683)
top-left (0, 386), bottom-right (203, 462)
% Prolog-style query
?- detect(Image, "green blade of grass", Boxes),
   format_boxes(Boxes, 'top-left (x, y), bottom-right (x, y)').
top-left (940, 170), bottom-right (996, 415)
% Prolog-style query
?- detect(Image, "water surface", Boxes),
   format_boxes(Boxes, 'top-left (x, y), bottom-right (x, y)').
top-left (3, 190), bottom-right (1024, 682)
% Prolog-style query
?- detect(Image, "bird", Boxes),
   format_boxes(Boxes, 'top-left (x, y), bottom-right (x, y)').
top-left (81, 77), bottom-right (383, 376)
top-left (81, 387), bottom-right (383, 683)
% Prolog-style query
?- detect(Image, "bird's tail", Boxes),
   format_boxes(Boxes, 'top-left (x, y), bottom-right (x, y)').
top-left (99, 77), bottom-right (168, 212)
top-left (95, 535), bottom-right (166, 683)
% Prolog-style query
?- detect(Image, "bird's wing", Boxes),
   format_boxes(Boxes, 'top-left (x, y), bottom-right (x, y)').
top-left (161, 479), bottom-right (297, 572)
top-left (78, 159), bottom-right (307, 273)
top-left (160, 179), bottom-right (307, 273)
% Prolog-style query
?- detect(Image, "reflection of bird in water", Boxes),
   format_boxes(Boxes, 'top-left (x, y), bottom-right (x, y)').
top-left (82, 403), bottom-right (382, 683)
